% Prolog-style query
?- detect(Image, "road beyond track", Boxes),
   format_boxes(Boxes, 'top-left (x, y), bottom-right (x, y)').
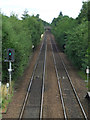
top-left (2, 31), bottom-right (89, 119)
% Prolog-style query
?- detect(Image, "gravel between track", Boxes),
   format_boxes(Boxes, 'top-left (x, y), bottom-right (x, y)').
top-left (43, 33), bottom-right (64, 118)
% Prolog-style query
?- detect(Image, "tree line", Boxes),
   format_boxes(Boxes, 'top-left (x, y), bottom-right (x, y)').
top-left (2, 11), bottom-right (44, 83)
top-left (1, 1), bottom-right (90, 84)
top-left (51, 1), bottom-right (90, 72)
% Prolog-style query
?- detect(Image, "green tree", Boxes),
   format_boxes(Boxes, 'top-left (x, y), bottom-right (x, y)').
top-left (2, 13), bottom-right (44, 83)
top-left (65, 21), bottom-right (88, 70)
top-left (76, 2), bottom-right (88, 23)
top-left (52, 15), bottom-right (77, 50)
top-left (51, 1), bottom-right (89, 71)
top-left (21, 9), bottom-right (29, 20)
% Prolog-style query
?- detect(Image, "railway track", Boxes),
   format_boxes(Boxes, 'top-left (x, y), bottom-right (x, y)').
top-left (19, 33), bottom-right (47, 119)
top-left (50, 33), bottom-right (88, 119)
top-left (19, 31), bottom-right (88, 119)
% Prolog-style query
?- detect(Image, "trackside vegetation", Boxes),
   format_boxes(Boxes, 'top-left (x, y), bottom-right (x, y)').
top-left (2, 11), bottom-right (44, 83)
top-left (1, 10), bottom-right (49, 111)
top-left (51, 1), bottom-right (90, 89)
top-left (1, 2), bottom-right (90, 111)
top-left (52, 1), bottom-right (89, 72)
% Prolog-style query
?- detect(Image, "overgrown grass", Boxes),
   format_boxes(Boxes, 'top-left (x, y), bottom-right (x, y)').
top-left (1, 82), bottom-right (14, 113)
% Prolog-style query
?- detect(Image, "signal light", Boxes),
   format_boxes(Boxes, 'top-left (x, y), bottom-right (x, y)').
top-left (7, 49), bottom-right (14, 62)
top-left (8, 49), bottom-right (12, 60)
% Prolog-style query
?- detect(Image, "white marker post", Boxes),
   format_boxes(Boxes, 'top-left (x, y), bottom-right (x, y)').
top-left (32, 45), bottom-right (34, 52)
top-left (86, 66), bottom-right (89, 89)
top-left (85, 66), bottom-right (90, 99)
top-left (6, 83), bottom-right (9, 99)
top-left (32, 45), bottom-right (34, 49)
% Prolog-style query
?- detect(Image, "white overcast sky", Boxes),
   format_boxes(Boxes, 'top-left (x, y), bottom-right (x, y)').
top-left (0, 0), bottom-right (88, 23)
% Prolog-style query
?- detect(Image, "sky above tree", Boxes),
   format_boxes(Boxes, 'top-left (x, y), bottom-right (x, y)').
top-left (1, 0), bottom-right (88, 23)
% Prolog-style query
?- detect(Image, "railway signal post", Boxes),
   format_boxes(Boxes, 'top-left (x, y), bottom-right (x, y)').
top-left (4, 48), bottom-right (15, 93)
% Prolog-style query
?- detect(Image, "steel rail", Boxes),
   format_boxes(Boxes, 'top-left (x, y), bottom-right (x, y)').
top-left (52, 38), bottom-right (88, 120)
top-left (19, 35), bottom-right (46, 120)
top-left (50, 38), bottom-right (67, 120)
top-left (40, 36), bottom-right (47, 120)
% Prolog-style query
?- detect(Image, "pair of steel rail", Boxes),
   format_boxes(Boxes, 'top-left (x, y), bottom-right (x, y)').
top-left (19, 34), bottom-right (47, 119)
top-left (50, 36), bottom-right (88, 120)
top-left (19, 32), bottom-right (88, 120)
